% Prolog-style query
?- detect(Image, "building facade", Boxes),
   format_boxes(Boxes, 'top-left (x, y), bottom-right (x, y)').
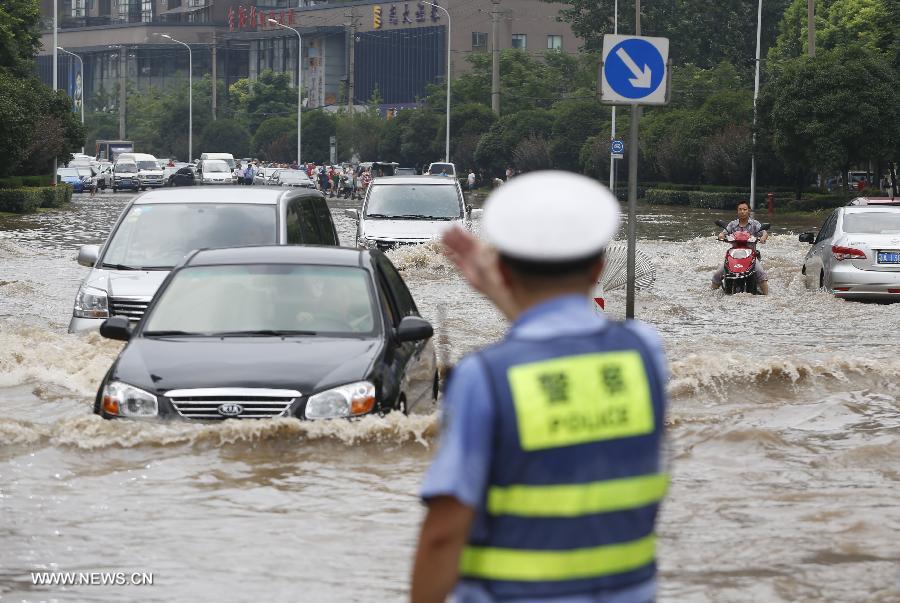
top-left (38, 0), bottom-right (581, 130)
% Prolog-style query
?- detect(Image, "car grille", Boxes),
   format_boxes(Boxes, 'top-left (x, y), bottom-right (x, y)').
top-left (166, 388), bottom-right (300, 420)
top-left (108, 297), bottom-right (151, 321)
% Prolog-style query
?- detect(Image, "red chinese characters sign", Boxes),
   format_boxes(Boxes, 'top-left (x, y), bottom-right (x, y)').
top-left (227, 5), bottom-right (297, 32)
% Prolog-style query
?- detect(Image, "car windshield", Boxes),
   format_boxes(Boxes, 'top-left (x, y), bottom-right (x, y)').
top-left (102, 203), bottom-right (277, 268)
top-left (843, 212), bottom-right (900, 234)
top-left (429, 163), bottom-right (454, 175)
top-left (76, 168), bottom-right (94, 177)
top-left (279, 171), bottom-right (307, 181)
top-left (204, 161), bottom-right (229, 173)
top-left (115, 163), bottom-right (136, 173)
top-left (144, 264), bottom-right (378, 336)
top-left (137, 161), bottom-right (158, 171)
top-left (365, 184), bottom-right (461, 219)
top-left (58, 168), bottom-right (80, 177)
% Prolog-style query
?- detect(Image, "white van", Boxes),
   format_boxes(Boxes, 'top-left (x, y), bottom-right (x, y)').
top-left (116, 153), bottom-right (165, 189)
top-left (200, 153), bottom-right (236, 169)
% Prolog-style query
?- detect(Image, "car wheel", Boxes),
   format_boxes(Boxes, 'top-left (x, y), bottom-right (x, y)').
top-left (112, 186), bottom-right (117, 192)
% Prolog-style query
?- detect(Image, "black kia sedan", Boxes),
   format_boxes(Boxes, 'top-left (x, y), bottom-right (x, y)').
top-left (93, 246), bottom-right (438, 420)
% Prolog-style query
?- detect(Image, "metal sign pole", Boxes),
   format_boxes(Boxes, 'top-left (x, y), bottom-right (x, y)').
top-left (625, 1), bottom-right (641, 319)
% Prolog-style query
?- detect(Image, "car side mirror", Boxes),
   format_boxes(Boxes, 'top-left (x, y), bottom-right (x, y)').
top-left (99, 316), bottom-right (132, 341)
top-left (798, 232), bottom-right (815, 244)
top-left (396, 316), bottom-right (433, 342)
top-left (77, 244), bottom-right (100, 267)
top-left (344, 208), bottom-right (359, 220)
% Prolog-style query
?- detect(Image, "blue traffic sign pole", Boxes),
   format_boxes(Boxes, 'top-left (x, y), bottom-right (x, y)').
top-left (627, 2), bottom-right (641, 320)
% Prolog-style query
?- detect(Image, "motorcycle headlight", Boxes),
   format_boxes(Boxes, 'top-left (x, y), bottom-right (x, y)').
top-left (101, 380), bottom-right (158, 417)
top-left (304, 381), bottom-right (376, 419)
top-left (73, 286), bottom-right (109, 318)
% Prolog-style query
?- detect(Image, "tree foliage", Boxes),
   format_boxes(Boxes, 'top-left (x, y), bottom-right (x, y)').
top-left (200, 119), bottom-right (251, 158)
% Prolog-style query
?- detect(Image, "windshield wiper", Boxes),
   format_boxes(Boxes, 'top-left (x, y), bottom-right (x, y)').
top-left (379, 214), bottom-right (450, 220)
top-left (142, 330), bottom-right (199, 337)
top-left (213, 329), bottom-right (318, 337)
top-left (365, 213), bottom-right (393, 219)
top-left (101, 263), bottom-right (144, 270)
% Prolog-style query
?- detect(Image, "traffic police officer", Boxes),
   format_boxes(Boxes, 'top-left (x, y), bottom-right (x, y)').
top-left (411, 171), bottom-right (669, 603)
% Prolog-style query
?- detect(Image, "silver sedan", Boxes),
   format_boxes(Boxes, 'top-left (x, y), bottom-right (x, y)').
top-left (800, 204), bottom-right (900, 300)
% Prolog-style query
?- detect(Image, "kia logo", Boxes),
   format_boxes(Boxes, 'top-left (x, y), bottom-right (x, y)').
top-left (218, 403), bottom-right (243, 417)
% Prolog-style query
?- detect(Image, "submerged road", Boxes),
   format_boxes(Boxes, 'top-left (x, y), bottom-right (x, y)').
top-left (0, 192), bottom-right (897, 601)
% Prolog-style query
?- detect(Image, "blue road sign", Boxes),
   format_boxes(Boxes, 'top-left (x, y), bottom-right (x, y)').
top-left (610, 139), bottom-right (625, 154)
top-left (601, 35), bottom-right (669, 105)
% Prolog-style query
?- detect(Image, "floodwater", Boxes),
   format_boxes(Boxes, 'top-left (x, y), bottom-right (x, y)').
top-left (0, 192), bottom-right (897, 602)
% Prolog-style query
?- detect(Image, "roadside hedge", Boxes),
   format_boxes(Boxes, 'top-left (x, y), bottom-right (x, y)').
top-left (0, 175), bottom-right (53, 189)
top-left (0, 185), bottom-right (72, 213)
top-left (644, 189), bottom-right (748, 209)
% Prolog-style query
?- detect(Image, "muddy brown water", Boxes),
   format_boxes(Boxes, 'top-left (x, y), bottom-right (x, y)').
top-left (0, 193), bottom-right (897, 602)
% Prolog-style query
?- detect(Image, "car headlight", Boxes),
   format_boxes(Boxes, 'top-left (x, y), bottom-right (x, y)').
top-left (73, 286), bottom-right (109, 318)
top-left (304, 381), bottom-right (376, 419)
top-left (101, 380), bottom-right (158, 417)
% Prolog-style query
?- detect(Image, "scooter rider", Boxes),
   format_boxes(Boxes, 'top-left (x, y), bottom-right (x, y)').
top-left (712, 200), bottom-right (769, 295)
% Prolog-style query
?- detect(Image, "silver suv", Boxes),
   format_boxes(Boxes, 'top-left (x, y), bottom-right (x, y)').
top-left (69, 186), bottom-right (339, 332)
top-left (346, 175), bottom-right (479, 252)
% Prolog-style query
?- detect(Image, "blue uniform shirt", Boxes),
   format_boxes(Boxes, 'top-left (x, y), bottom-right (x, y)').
top-left (420, 294), bottom-right (668, 603)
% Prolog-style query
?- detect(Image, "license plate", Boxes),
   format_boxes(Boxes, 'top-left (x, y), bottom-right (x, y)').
top-left (877, 251), bottom-right (900, 264)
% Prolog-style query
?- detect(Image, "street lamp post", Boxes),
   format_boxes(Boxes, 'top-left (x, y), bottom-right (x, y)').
top-left (269, 19), bottom-right (302, 165)
top-left (159, 34), bottom-right (192, 162)
top-left (610, 0), bottom-right (618, 194)
top-left (749, 0), bottom-right (763, 210)
top-left (422, 1), bottom-right (451, 162)
top-left (58, 46), bottom-right (85, 153)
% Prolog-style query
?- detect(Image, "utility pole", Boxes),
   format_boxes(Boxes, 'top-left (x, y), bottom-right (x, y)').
top-left (347, 7), bottom-right (357, 110)
top-left (118, 47), bottom-right (126, 139)
top-left (749, 0), bottom-right (763, 210)
top-left (491, 0), bottom-right (500, 115)
top-left (807, 0), bottom-right (815, 56)
top-left (609, 0), bottom-right (618, 194)
top-left (211, 33), bottom-right (217, 120)
top-left (625, 0), bottom-right (640, 319)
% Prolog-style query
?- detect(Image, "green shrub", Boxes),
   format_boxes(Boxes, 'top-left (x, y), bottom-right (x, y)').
top-left (22, 175), bottom-right (52, 187)
top-left (39, 185), bottom-right (72, 208)
top-left (685, 191), bottom-right (748, 209)
top-left (0, 177), bottom-right (23, 189)
top-left (0, 188), bottom-right (44, 213)
top-left (644, 189), bottom-right (691, 205)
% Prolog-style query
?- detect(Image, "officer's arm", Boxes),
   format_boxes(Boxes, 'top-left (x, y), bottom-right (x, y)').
top-left (410, 496), bottom-right (475, 603)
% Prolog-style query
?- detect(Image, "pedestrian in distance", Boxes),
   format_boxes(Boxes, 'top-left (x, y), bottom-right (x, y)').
top-left (467, 170), bottom-right (476, 192)
top-left (411, 171), bottom-right (670, 603)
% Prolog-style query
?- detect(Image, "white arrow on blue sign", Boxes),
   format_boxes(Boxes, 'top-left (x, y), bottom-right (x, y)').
top-left (601, 35), bottom-right (669, 105)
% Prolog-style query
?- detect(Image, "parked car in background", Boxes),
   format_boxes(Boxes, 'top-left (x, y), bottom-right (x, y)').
top-left (111, 161), bottom-right (140, 192)
top-left (69, 186), bottom-right (339, 333)
top-left (167, 166), bottom-right (196, 187)
top-left (274, 169), bottom-right (314, 188)
top-left (57, 167), bottom-right (89, 193)
top-left (799, 203), bottom-right (900, 300)
top-left (427, 162), bottom-right (456, 176)
top-left (254, 166), bottom-right (282, 185)
top-left (95, 164), bottom-right (114, 190)
top-left (117, 153), bottom-right (166, 190)
top-left (200, 152), bottom-right (236, 170)
top-left (347, 175), bottom-right (480, 252)
top-left (198, 159), bottom-right (234, 184)
top-left (93, 245), bottom-right (438, 421)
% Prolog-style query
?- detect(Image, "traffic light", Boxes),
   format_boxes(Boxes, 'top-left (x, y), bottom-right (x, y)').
top-left (373, 5), bottom-right (382, 29)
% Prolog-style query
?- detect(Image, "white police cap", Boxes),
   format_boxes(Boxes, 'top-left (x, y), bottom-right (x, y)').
top-left (482, 171), bottom-right (621, 262)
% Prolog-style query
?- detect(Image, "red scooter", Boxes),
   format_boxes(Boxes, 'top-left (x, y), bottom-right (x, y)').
top-left (715, 219), bottom-right (770, 295)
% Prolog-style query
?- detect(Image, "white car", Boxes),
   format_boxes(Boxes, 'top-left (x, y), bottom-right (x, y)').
top-left (347, 176), bottom-right (480, 251)
top-left (274, 169), bottom-right (314, 188)
top-left (800, 199), bottom-right (900, 300)
top-left (198, 160), bottom-right (234, 184)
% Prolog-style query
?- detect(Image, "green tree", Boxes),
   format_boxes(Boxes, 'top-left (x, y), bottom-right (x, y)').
top-left (760, 45), bottom-right (899, 192)
top-left (229, 70), bottom-right (298, 133)
top-left (199, 119), bottom-right (251, 158)
top-left (251, 117), bottom-right (295, 160)
top-left (546, 0), bottom-right (791, 68)
top-left (301, 110), bottom-right (336, 163)
top-left (0, 0), bottom-right (42, 74)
